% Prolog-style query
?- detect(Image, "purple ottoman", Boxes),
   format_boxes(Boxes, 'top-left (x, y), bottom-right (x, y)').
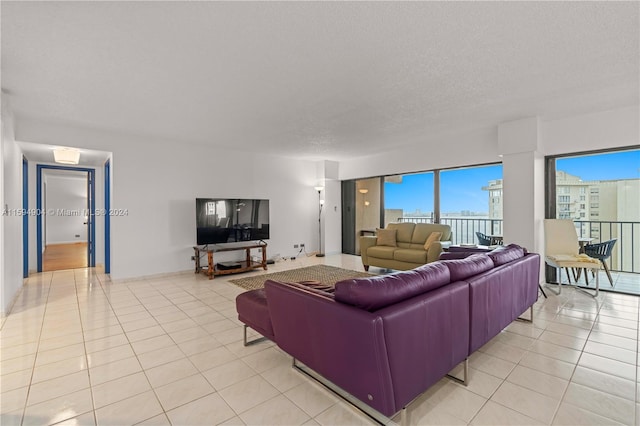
top-left (236, 289), bottom-right (274, 345)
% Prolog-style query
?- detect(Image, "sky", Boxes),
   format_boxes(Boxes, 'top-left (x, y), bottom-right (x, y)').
top-left (384, 164), bottom-right (503, 214)
top-left (384, 150), bottom-right (639, 215)
top-left (556, 150), bottom-right (640, 181)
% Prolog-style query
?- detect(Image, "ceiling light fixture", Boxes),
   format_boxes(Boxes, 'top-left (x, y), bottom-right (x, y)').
top-left (53, 147), bottom-right (80, 165)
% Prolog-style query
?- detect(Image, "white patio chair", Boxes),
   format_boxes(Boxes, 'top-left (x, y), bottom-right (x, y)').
top-left (544, 219), bottom-right (602, 297)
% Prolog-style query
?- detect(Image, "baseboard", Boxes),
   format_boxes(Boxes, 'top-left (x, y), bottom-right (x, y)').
top-left (109, 269), bottom-right (193, 284)
top-left (45, 241), bottom-right (88, 246)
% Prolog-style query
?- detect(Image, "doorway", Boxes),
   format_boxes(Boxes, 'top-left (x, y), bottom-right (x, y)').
top-left (37, 165), bottom-right (96, 272)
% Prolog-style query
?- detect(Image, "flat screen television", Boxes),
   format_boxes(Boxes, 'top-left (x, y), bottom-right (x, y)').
top-left (196, 198), bottom-right (270, 245)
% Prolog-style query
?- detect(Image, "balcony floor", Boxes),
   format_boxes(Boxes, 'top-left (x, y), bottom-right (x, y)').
top-left (556, 269), bottom-right (640, 296)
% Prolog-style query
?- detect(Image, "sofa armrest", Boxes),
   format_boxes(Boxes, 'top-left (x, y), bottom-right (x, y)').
top-left (265, 280), bottom-right (396, 416)
top-left (426, 241), bottom-right (445, 263)
top-left (359, 236), bottom-right (378, 265)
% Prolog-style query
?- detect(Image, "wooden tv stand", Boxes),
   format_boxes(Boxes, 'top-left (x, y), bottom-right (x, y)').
top-left (193, 242), bottom-right (267, 280)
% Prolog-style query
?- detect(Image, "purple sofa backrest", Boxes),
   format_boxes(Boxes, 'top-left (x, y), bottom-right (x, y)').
top-left (488, 244), bottom-right (526, 266)
top-left (440, 253), bottom-right (495, 281)
top-left (466, 253), bottom-right (540, 352)
top-left (334, 262), bottom-right (451, 311)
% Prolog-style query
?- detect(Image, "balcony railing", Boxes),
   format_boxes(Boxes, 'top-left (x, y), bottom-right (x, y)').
top-left (397, 216), bottom-right (503, 245)
top-left (396, 217), bottom-right (639, 274)
top-left (574, 220), bottom-right (639, 273)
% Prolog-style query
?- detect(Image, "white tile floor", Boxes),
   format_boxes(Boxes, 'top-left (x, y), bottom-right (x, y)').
top-left (1, 254), bottom-right (638, 425)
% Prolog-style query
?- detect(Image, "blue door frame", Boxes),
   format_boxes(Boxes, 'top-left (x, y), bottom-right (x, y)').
top-left (36, 164), bottom-right (96, 272)
top-left (22, 157), bottom-right (29, 278)
top-left (104, 160), bottom-right (111, 274)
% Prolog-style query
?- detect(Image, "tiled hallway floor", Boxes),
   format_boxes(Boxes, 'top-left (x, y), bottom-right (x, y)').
top-left (1, 254), bottom-right (638, 425)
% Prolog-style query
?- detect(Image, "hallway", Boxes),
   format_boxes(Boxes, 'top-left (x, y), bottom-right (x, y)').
top-left (42, 243), bottom-right (88, 272)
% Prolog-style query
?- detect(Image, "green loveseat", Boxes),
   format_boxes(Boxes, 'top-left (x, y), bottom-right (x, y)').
top-left (360, 222), bottom-right (452, 271)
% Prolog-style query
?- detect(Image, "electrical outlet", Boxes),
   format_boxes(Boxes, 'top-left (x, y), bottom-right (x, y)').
top-left (294, 244), bottom-right (299, 248)
top-left (191, 256), bottom-right (196, 261)
top-left (300, 243), bottom-right (305, 248)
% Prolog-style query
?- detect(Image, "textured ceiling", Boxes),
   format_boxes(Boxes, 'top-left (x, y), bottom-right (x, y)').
top-left (2, 1), bottom-right (638, 161)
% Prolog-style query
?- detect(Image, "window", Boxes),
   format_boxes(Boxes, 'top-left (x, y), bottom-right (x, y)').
top-left (558, 186), bottom-right (570, 194)
top-left (344, 162), bottom-right (504, 252)
top-left (441, 165), bottom-right (503, 243)
top-left (206, 202), bottom-right (215, 215)
top-left (547, 147), bottom-right (640, 280)
top-left (384, 172), bottom-right (433, 226)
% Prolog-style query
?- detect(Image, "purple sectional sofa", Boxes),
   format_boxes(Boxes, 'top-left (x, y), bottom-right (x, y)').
top-left (237, 244), bottom-right (540, 421)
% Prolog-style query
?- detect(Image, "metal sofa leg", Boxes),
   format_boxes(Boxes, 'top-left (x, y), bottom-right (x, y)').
top-left (517, 305), bottom-right (534, 323)
top-left (446, 358), bottom-right (468, 386)
top-left (243, 324), bottom-right (268, 346)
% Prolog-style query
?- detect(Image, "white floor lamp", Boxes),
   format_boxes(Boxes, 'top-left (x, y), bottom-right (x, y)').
top-left (314, 186), bottom-right (325, 257)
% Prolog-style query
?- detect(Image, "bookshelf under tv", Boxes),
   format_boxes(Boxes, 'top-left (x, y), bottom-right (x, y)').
top-left (193, 242), bottom-right (267, 280)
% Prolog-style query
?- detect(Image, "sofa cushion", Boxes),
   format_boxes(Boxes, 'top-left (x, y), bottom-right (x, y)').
top-left (376, 228), bottom-right (397, 247)
top-left (387, 222), bottom-right (415, 244)
top-left (441, 253), bottom-right (494, 281)
top-left (334, 262), bottom-right (451, 311)
top-left (488, 244), bottom-right (526, 266)
top-left (367, 245), bottom-right (396, 260)
top-left (412, 223), bottom-right (451, 244)
top-left (423, 231), bottom-right (442, 250)
top-left (394, 248), bottom-right (428, 264)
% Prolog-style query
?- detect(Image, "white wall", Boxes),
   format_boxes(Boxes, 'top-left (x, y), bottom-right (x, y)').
top-left (541, 106), bottom-right (639, 155)
top-left (323, 178), bottom-right (342, 255)
top-left (339, 126), bottom-right (499, 181)
top-left (1, 97), bottom-right (24, 315)
top-left (44, 174), bottom-right (88, 244)
top-left (340, 106), bottom-right (638, 181)
top-left (107, 140), bottom-right (318, 279)
top-left (16, 119), bottom-right (319, 280)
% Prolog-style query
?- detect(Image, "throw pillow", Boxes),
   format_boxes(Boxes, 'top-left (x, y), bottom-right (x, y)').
top-left (424, 231), bottom-right (443, 250)
top-left (376, 228), bottom-right (397, 247)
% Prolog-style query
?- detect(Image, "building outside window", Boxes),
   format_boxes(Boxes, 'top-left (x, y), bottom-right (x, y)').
top-left (552, 148), bottom-right (640, 275)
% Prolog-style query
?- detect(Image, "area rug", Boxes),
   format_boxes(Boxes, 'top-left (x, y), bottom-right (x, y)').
top-left (228, 264), bottom-right (372, 291)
